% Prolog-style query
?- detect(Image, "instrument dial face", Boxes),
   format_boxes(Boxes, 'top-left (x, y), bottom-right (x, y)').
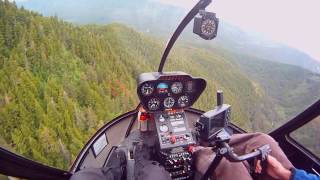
top-left (171, 82), bottom-right (183, 94)
top-left (178, 95), bottom-right (189, 107)
top-left (159, 125), bottom-right (169, 132)
top-left (141, 83), bottom-right (154, 96)
top-left (148, 98), bottom-right (160, 111)
top-left (201, 19), bottom-right (216, 37)
top-left (163, 97), bottom-right (175, 109)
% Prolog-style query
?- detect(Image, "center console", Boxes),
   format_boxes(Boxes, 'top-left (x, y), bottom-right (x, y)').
top-left (154, 110), bottom-right (195, 179)
top-left (136, 72), bottom-right (207, 179)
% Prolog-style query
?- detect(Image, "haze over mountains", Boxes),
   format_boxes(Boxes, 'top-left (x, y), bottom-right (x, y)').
top-left (15, 0), bottom-right (320, 73)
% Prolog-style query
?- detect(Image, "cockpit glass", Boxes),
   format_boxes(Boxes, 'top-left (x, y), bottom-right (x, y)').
top-left (0, 0), bottom-right (319, 172)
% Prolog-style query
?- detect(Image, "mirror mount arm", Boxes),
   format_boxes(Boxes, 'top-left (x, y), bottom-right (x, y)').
top-left (157, 0), bottom-right (212, 73)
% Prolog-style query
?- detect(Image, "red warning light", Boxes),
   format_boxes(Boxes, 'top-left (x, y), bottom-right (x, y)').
top-left (140, 112), bottom-right (148, 121)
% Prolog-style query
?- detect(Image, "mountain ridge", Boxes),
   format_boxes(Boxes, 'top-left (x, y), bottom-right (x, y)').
top-left (15, 0), bottom-right (320, 73)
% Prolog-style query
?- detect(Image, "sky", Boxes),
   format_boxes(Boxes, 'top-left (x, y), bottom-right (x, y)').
top-left (157, 0), bottom-right (320, 61)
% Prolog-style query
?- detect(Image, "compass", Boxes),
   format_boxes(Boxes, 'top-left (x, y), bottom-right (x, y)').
top-left (193, 10), bottom-right (219, 40)
top-left (201, 19), bottom-right (216, 37)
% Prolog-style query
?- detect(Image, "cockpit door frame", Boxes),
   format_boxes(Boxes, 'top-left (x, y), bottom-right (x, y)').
top-left (0, 147), bottom-right (71, 180)
top-left (269, 98), bottom-right (320, 174)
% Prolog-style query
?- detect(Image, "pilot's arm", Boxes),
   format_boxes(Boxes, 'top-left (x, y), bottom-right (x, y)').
top-left (192, 132), bottom-right (294, 180)
top-left (256, 155), bottom-right (320, 180)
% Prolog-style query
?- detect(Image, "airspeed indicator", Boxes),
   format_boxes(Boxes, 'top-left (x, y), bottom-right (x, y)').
top-left (141, 83), bottom-right (154, 96)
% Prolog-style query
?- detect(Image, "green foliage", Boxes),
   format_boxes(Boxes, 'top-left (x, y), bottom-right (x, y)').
top-left (0, 1), bottom-right (137, 169)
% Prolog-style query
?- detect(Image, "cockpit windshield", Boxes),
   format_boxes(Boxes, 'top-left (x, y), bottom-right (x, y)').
top-left (0, 0), bottom-right (319, 172)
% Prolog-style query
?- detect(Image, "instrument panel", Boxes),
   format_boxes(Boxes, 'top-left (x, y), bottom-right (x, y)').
top-left (137, 72), bottom-right (206, 111)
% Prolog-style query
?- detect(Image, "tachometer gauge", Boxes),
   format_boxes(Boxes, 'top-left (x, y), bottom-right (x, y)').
top-left (141, 83), bottom-right (154, 96)
top-left (164, 97), bottom-right (175, 109)
top-left (178, 96), bottom-right (189, 107)
top-left (148, 98), bottom-right (160, 111)
top-left (171, 82), bottom-right (183, 94)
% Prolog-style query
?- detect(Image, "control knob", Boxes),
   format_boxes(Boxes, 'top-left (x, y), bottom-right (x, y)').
top-left (170, 135), bottom-right (177, 144)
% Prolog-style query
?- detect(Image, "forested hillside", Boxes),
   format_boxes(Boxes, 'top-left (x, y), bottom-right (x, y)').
top-left (0, 0), bottom-right (319, 170)
top-left (0, 1), bottom-right (139, 169)
top-left (228, 53), bottom-right (320, 123)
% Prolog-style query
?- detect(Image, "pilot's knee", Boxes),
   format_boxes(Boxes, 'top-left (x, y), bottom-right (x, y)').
top-left (253, 132), bottom-right (277, 145)
top-left (206, 157), bottom-right (251, 180)
top-left (194, 147), bottom-right (215, 174)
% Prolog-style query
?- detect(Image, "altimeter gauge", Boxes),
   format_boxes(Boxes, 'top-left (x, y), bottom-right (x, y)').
top-left (171, 82), bottom-right (183, 94)
top-left (148, 98), bottom-right (160, 110)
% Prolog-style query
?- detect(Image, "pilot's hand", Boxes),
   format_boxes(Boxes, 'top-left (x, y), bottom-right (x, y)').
top-left (256, 155), bottom-right (292, 180)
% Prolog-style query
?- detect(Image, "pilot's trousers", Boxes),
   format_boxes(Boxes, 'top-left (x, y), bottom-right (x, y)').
top-left (194, 132), bottom-right (294, 180)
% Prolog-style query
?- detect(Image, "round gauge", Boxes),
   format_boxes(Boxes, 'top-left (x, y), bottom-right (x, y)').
top-left (201, 19), bottom-right (216, 37)
top-left (171, 82), bottom-right (183, 94)
top-left (178, 96), bottom-right (189, 107)
top-left (159, 125), bottom-right (169, 132)
top-left (141, 83), bottom-right (154, 96)
top-left (147, 98), bottom-right (160, 111)
top-left (163, 97), bottom-right (175, 109)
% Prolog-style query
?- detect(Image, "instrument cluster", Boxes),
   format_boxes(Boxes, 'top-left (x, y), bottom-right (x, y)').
top-left (137, 72), bottom-right (206, 111)
top-left (141, 81), bottom-right (191, 110)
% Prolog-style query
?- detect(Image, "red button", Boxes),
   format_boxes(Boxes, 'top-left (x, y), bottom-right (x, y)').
top-left (170, 135), bottom-right (176, 144)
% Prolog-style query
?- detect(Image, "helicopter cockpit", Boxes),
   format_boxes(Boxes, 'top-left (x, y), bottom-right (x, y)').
top-left (1, 0), bottom-right (320, 180)
top-left (69, 0), bottom-right (273, 177)
top-left (70, 73), bottom-right (271, 180)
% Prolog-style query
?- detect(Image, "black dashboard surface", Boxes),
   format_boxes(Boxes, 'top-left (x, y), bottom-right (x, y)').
top-left (137, 72), bottom-right (206, 112)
